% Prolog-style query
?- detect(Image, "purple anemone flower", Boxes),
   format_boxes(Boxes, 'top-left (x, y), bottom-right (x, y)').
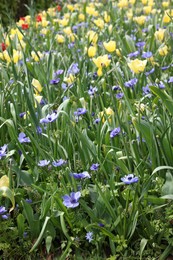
top-left (71, 171), bottom-right (91, 179)
top-left (0, 144), bottom-right (7, 159)
top-left (18, 133), bottom-right (31, 143)
top-left (124, 78), bottom-right (138, 88)
top-left (40, 112), bottom-right (58, 124)
top-left (67, 63), bottom-right (80, 75)
top-left (52, 159), bottom-right (67, 167)
top-left (74, 108), bottom-right (87, 116)
top-left (110, 127), bottom-right (121, 138)
top-left (93, 118), bottom-right (101, 124)
top-left (116, 92), bottom-right (124, 99)
top-left (142, 51), bottom-right (153, 58)
top-left (121, 174), bottom-right (139, 184)
top-left (62, 191), bottom-right (81, 208)
top-left (0, 206), bottom-right (9, 220)
top-left (50, 78), bottom-right (60, 85)
top-left (88, 86), bottom-right (98, 96)
top-left (38, 160), bottom-right (50, 167)
top-left (127, 51), bottom-right (139, 58)
top-left (168, 77), bottom-right (173, 83)
top-left (90, 163), bottom-right (99, 171)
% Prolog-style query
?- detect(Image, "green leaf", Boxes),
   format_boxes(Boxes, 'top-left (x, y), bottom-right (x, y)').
top-left (30, 216), bottom-right (50, 252)
top-left (161, 172), bottom-right (173, 196)
top-left (0, 186), bottom-right (15, 212)
top-left (46, 236), bottom-right (52, 254)
top-left (150, 86), bottom-right (173, 117)
top-left (17, 214), bottom-right (25, 237)
top-left (140, 238), bottom-right (148, 260)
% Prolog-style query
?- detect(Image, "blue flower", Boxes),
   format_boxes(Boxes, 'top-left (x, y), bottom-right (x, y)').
top-left (19, 112), bottom-right (26, 118)
top-left (116, 92), bottom-right (124, 99)
top-left (71, 171), bottom-right (91, 179)
top-left (93, 118), bottom-right (101, 124)
top-left (127, 51), bottom-right (139, 58)
top-left (88, 86), bottom-right (98, 96)
top-left (90, 163), bottom-right (99, 171)
top-left (142, 51), bottom-right (153, 58)
top-left (62, 191), bottom-right (81, 208)
top-left (124, 78), bottom-right (138, 88)
top-left (121, 174), bottom-right (139, 184)
top-left (40, 112), bottom-right (58, 124)
top-left (67, 63), bottom-right (79, 75)
top-left (168, 77), bottom-right (173, 83)
top-left (145, 68), bottom-right (155, 76)
top-left (110, 127), bottom-right (121, 138)
top-left (0, 144), bottom-right (7, 159)
top-left (74, 108), bottom-right (87, 116)
top-left (38, 160), bottom-right (50, 167)
top-left (0, 206), bottom-right (9, 220)
top-left (52, 159), bottom-right (67, 167)
top-left (112, 85), bottom-right (120, 91)
top-left (136, 41), bottom-right (145, 48)
top-left (50, 78), bottom-right (60, 85)
top-left (18, 133), bottom-right (31, 143)
top-left (142, 85), bottom-right (151, 96)
top-left (54, 69), bottom-right (64, 76)
top-left (86, 231), bottom-right (93, 242)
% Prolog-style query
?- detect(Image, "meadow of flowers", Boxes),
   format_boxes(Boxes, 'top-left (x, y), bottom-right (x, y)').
top-left (0, 0), bottom-right (173, 259)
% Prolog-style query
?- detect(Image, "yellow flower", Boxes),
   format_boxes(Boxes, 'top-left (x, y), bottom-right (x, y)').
top-left (3, 50), bottom-right (11, 63)
top-left (13, 49), bottom-right (22, 63)
top-left (163, 12), bottom-right (171, 23)
top-left (116, 48), bottom-right (122, 57)
top-left (99, 107), bottom-right (114, 123)
top-left (128, 59), bottom-right (147, 73)
top-left (87, 30), bottom-right (98, 44)
top-left (78, 13), bottom-right (85, 21)
top-left (93, 55), bottom-right (111, 68)
top-left (31, 51), bottom-right (43, 62)
top-left (141, 0), bottom-right (147, 4)
top-left (0, 175), bottom-right (9, 188)
top-left (64, 74), bottom-right (75, 85)
top-left (40, 28), bottom-right (48, 35)
top-left (94, 18), bottom-right (104, 29)
top-left (56, 34), bottom-right (65, 43)
top-left (59, 18), bottom-right (69, 27)
top-left (104, 12), bottom-right (110, 23)
top-left (63, 27), bottom-right (72, 35)
top-left (97, 68), bottom-right (103, 77)
top-left (162, 1), bottom-right (169, 7)
top-left (10, 28), bottom-right (23, 40)
top-left (143, 6), bottom-right (152, 15)
top-left (32, 78), bottom-right (43, 94)
top-left (88, 46), bottom-right (97, 57)
top-left (34, 94), bottom-right (43, 107)
top-left (154, 29), bottom-right (165, 41)
top-left (158, 45), bottom-right (168, 56)
top-left (129, 0), bottom-right (136, 3)
top-left (86, 6), bottom-right (98, 16)
top-left (67, 4), bottom-right (74, 11)
top-left (103, 41), bottom-right (116, 53)
top-left (117, 0), bottom-right (128, 8)
top-left (133, 16), bottom-right (146, 25)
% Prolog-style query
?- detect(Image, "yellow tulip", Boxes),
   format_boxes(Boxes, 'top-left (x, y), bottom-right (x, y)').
top-left (0, 175), bottom-right (9, 188)
top-left (163, 13), bottom-right (171, 23)
top-left (94, 18), bottom-right (104, 29)
top-left (13, 49), bottom-right (22, 63)
top-left (32, 78), bottom-right (43, 94)
top-left (117, 0), bottom-right (128, 8)
top-left (128, 59), bottom-right (147, 73)
top-left (87, 30), bottom-right (98, 44)
top-left (158, 45), bottom-right (168, 56)
top-left (93, 55), bottom-right (111, 68)
top-left (133, 16), bottom-right (146, 25)
top-left (154, 29), bottom-right (165, 41)
top-left (99, 107), bottom-right (114, 123)
top-left (103, 41), bottom-right (116, 53)
top-left (56, 34), bottom-right (65, 43)
top-left (88, 46), bottom-right (97, 57)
